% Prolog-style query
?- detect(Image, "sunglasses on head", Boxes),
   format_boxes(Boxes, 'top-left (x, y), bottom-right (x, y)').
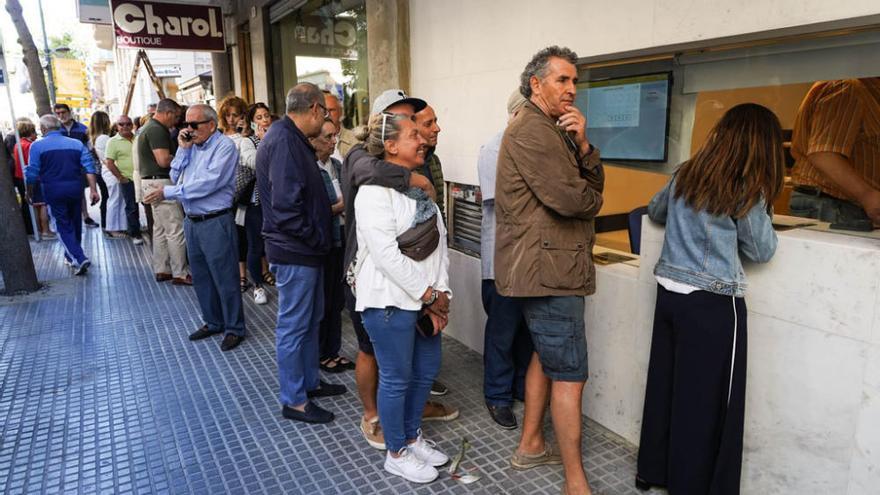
top-left (184, 119), bottom-right (211, 129)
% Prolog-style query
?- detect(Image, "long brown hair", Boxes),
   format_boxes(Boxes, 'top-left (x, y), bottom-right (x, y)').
top-left (88, 111), bottom-right (111, 146)
top-left (217, 95), bottom-right (249, 134)
top-left (675, 103), bottom-right (784, 218)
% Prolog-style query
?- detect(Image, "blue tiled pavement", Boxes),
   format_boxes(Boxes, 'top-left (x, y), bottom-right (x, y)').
top-left (0, 225), bottom-right (646, 494)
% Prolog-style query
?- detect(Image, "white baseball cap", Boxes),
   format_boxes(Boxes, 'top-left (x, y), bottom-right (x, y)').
top-left (371, 89), bottom-right (427, 115)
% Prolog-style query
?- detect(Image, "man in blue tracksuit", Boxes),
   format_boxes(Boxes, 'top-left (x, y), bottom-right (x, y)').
top-left (26, 115), bottom-right (99, 275)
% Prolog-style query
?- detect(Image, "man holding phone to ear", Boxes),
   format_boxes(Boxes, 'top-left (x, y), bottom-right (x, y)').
top-left (144, 104), bottom-right (247, 352)
top-left (139, 98), bottom-right (191, 286)
top-left (495, 46), bottom-right (604, 495)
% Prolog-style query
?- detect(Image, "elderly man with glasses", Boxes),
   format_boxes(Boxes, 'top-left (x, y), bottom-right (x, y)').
top-left (144, 104), bottom-right (247, 352)
top-left (104, 115), bottom-right (143, 245)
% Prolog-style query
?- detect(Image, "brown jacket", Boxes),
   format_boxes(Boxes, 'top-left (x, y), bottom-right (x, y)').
top-left (494, 101), bottom-right (604, 297)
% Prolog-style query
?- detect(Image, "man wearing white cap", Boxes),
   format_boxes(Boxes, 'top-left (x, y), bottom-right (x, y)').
top-left (341, 89), bottom-right (460, 450)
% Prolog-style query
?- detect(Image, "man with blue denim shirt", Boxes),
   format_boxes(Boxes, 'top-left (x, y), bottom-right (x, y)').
top-left (257, 83), bottom-right (346, 425)
top-left (144, 104), bottom-right (246, 352)
top-left (478, 89), bottom-right (534, 430)
top-left (495, 47), bottom-right (604, 495)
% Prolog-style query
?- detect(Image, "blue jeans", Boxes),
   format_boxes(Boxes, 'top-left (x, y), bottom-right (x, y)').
top-left (362, 307), bottom-right (441, 453)
top-left (272, 263), bottom-right (323, 407)
top-left (519, 295), bottom-right (588, 382)
top-left (482, 280), bottom-right (533, 406)
top-left (44, 187), bottom-right (87, 265)
top-left (183, 213), bottom-right (246, 337)
top-left (789, 190), bottom-right (871, 224)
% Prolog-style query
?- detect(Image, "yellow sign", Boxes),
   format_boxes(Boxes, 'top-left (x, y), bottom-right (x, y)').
top-left (56, 96), bottom-right (92, 108)
top-left (52, 58), bottom-right (90, 99)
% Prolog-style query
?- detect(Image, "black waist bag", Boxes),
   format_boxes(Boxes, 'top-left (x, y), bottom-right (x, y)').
top-left (396, 218), bottom-right (440, 261)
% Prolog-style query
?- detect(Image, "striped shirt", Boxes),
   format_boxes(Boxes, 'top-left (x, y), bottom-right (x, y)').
top-left (790, 78), bottom-right (880, 201)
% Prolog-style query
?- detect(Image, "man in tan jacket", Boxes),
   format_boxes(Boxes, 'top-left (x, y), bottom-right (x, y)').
top-left (495, 46), bottom-right (604, 495)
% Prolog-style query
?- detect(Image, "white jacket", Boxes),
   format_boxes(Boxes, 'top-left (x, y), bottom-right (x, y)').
top-left (354, 185), bottom-right (451, 312)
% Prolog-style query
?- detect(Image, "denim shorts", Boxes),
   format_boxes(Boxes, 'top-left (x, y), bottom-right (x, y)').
top-left (519, 295), bottom-right (588, 382)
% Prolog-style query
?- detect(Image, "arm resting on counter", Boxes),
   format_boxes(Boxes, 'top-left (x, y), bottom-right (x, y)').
top-left (737, 199), bottom-right (778, 263)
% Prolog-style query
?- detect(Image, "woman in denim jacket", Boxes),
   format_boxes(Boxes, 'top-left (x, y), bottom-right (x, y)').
top-left (636, 104), bottom-right (784, 495)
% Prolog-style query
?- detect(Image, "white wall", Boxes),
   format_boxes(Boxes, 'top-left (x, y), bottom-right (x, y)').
top-left (409, 0), bottom-right (880, 185)
top-left (443, 221), bottom-right (880, 494)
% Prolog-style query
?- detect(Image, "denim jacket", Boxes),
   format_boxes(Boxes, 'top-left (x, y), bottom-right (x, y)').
top-left (648, 177), bottom-right (778, 297)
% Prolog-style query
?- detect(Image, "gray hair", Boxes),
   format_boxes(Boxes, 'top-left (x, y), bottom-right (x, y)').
top-left (354, 112), bottom-right (412, 157)
top-left (156, 98), bottom-right (180, 113)
top-left (190, 104), bottom-right (218, 125)
top-left (39, 114), bottom-right (62, 131)
top-left (519, 46), bottom-right (579, 98)
top-left (286, 83), bottom-right (323, 114)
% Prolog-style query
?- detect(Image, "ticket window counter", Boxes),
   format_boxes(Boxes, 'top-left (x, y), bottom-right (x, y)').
top-left (582, 28), bottom-right (880, 254)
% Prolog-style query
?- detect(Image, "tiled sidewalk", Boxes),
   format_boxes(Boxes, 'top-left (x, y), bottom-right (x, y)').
top-left (0, 227), bottom-right (648, 494)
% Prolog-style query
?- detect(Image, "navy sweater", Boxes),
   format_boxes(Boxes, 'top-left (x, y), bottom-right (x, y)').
top-left (256, 116), bottom-right (331, 266)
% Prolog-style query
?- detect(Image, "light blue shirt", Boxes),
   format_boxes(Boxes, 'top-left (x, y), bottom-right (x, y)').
top-left (164, 131), bottom-right (239, 216)
top-left (477, 130), bottom-right (504, 280)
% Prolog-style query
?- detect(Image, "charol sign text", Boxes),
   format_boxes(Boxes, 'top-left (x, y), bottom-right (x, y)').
top-left (110, 0), bottom-right (225, 52)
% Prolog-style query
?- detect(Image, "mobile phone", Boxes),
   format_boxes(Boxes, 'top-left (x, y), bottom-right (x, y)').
top-left (416, 312), bottom-right (434, 338)
top-left (182, 131), bottom-right (193, 142)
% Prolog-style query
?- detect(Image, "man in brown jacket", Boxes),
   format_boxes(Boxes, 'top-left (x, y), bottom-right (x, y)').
top-left (495, 46), bottom-right (604, 495)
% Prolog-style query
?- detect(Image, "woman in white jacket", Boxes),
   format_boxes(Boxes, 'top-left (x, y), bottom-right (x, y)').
top-left (353, 112), bottom-right (451, 484)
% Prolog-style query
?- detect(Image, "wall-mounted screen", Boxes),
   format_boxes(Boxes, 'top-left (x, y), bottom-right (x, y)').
top-left (575, 73), bottom-right (671, 161)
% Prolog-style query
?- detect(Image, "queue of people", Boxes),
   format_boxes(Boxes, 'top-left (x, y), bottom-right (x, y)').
top-left (14, 42), bottom-right (868, 495)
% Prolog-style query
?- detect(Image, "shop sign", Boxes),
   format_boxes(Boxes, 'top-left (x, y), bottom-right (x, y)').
top-left (110, 0), bottom-right (225, 52)
top-left (292, 16), bottom-right (358, 60)
top-left (154, 64), bottom-right (182, 77)
top-left (52, 59), bottom-right (90, 100)
top-left (78, 0), bottom-right (112, 25)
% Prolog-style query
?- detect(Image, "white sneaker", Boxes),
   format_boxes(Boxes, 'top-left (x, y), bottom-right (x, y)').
top-left (253, 287), bottom-right (268, 305)
top-left (132, 237), bottom-right (144, 246)
top-left (384, 448), bottom-right (438, 483)
top-left (408, 431), bottom-right (449, 467)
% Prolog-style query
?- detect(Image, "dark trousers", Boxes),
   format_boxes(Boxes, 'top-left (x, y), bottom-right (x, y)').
top-left (96, 176), bottom-right (108, 228)
top-left (319, 245), bottom-right (345, 360)
top-left (638, 285), bottom-right (747, 495)
top-left (12, 178), bottom-right (34, 235)
top-left (183, 213), bottom-right (246, 336)
top-left (481, 279), bottom-right (532, 406)
top-left (244, 204), bottom-right (265, 285)
top-left (45, 189), bottom-right (87, 265)
top-left (119, 181), bottom-right (141, 238)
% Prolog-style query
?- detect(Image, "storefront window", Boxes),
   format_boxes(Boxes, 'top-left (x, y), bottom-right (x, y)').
top-left (271, 0), bottom-right (369, 129)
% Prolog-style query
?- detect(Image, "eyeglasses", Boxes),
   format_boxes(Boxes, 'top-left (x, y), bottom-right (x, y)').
top-left (184, 119), bottom-right (211, 129)
top-left (314, 102), bottom-right (330, 120)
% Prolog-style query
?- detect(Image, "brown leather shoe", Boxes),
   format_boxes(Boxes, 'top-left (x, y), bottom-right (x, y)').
top-left (155, 273), bottom-right (172, 282)
top-left (172, 275), bottom-right (193, 286)
top-left (422, 401), bottom-right (460, 422)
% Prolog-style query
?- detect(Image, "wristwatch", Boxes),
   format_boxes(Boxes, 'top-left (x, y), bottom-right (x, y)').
top-left (423, 288), bottom-right (439, 306)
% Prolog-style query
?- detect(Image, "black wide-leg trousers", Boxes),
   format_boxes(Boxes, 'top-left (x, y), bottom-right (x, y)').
top-left (637, 284), bottom-right (748, 495)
